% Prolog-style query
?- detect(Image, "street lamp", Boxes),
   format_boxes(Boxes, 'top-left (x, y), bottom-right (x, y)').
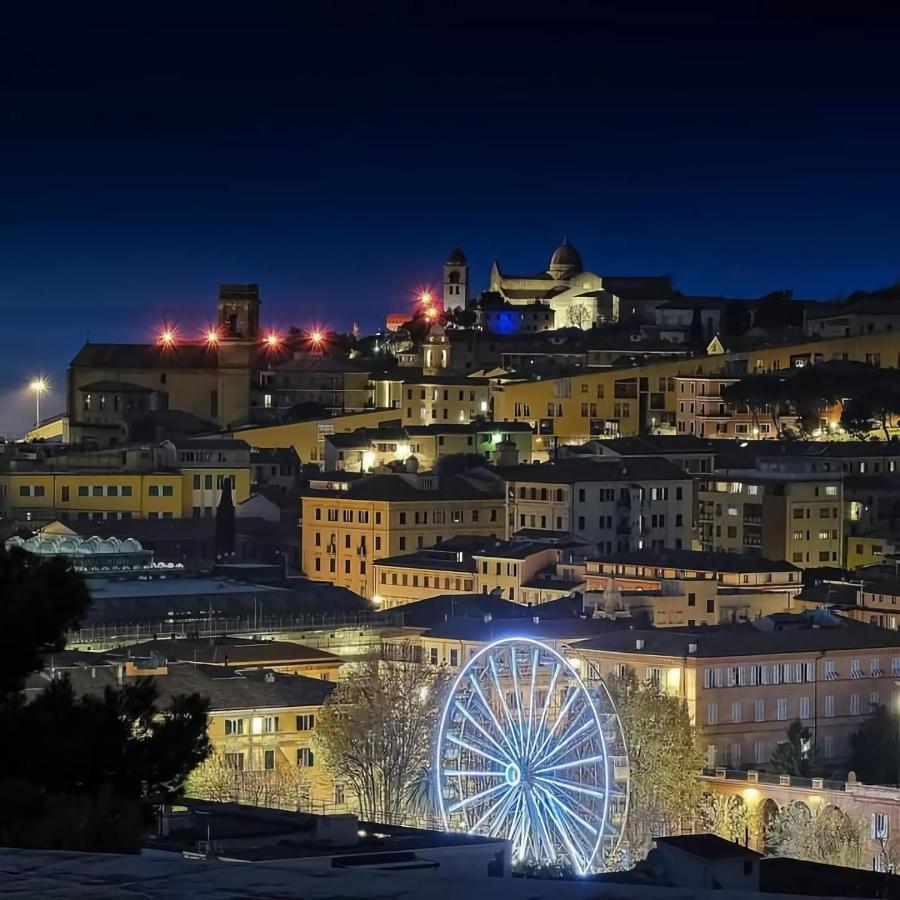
top-left (29, 377), bottom-right (48, 428)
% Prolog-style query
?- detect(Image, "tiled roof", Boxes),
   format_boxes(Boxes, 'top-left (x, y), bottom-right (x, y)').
top-left (592, 548), bottom-right (798, 574)
top-left (301, 473), bottom-right (503, 503)
top-left (573, 614), bottom-right (900, 658)
top-left (497, 456), bottom-right (691, 484)
top-left (71, 342), bottom-right (224, 369)
top-left (109, 637), bottom-right (341, 666)
top-left (31, 659), bottom-right (335, 711)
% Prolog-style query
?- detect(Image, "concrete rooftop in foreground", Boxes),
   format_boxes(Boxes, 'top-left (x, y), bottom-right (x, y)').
top-left (0, 847), bottom-right (856, 900)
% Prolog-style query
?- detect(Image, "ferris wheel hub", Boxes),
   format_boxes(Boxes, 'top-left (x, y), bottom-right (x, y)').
top-left (504, 762), bottom-right (522, 786)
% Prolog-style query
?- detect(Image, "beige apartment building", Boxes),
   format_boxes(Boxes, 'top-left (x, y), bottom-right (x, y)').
top-left (698, 471), bottom-right (843, 568)
top-left (672, 375), bottom-right (827, 439)
top-left (372, 536), bottom-right (578, 608)
top-left (502, 457), bottom-right (693, 553)
top-left (370, 371), bottom-right (492, 427)
top-left (300, 472), bottom-right (504, 598)
top-left (583, 548), bottom-right (802, 626)
top-left (572, 613), bottom-right (900, 770)
top-left (323, 421), bottom-right (533, 473)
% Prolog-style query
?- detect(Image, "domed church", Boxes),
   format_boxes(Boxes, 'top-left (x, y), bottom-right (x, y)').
top-left (487, 237), bottom-right (618, 328)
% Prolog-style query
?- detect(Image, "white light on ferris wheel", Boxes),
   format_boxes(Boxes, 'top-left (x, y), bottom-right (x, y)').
top-left (434, 637), bottom-right (629, 874)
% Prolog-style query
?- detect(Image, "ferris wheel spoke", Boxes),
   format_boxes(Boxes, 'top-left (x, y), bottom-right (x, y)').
top-left (467, 672), bottom-right (518, 758)
top-left (525, 647), bottom-right (539, 751)
top-left (534, 716), bottom-right (594, 768)
top-left (526, 790), bottom-right (558, 863)
top-left (536, 775), bottom-right (607, 802)
top-left (443, 769), bottom-right (505, 777)
top-left (483, 783), bottom-right (521, 837)
top-left (531, 684), bottom-right (581, 762)
top-left (454, 700), bottom-right (514, 762)
top-left (509, 645), bottom-right (527, 737)
top-left (537, 782), bottom-right (601, 838)
top-left (509, 791), bottom-right (529, 857)
top-left (448, 779), bottom-right (510, 814)
top-left (467, 782), bottom-right (518, 833)
top-left (447, 733), bottom-right (508, 768)
top-left (535, 754), bottom-right (605, 775)
top-left (527, 661), bottom-right (562, 757)
top-left (488, 655), bottom-right (522, 755)
top-left (532, 783), bottom-right (587, 871)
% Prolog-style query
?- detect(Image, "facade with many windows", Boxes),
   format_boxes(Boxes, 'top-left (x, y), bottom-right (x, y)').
top-left (572, 614), bottom-right (900, 770)
top-left (698, 471), bottom-right (843, 568)
top-left (301, 472), bottom-right (504, 598)
top-left (501, 457), bottom-right (693, 553)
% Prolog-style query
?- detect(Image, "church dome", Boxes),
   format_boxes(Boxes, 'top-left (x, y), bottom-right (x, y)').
top-left (548, 237), bottom-right (583, 275)
top-left (446, 248), bottom-right (467, 265)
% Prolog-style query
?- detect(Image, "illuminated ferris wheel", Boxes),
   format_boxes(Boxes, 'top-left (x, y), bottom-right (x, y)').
top-left (435, 637), bottom-right (628, 874)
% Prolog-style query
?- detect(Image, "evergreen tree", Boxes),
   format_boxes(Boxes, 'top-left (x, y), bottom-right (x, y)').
top-left (848, 704), bottom-right (900, 785)
top-left (769, 718), bottom-right (815, 777)
top-left (0, 547), bottom-right (210, 851)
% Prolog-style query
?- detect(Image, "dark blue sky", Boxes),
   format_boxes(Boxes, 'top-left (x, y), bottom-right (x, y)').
top-left (2, 2), bottom-right (900, 434)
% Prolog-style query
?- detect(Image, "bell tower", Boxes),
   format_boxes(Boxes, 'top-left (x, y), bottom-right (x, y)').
top-left (422, 322), bottom-right (451, 375)
top-left (443, 248), bottom-right (469, 308)
top-left (218, 284), bottom-right (261, 340)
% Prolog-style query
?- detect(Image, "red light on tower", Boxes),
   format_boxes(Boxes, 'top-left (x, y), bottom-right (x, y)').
top-left (157, 324), bottom-right (178, 348)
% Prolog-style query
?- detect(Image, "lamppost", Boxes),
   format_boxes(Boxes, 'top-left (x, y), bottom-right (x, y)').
top-left (29, 377), bottom-right (48, 428)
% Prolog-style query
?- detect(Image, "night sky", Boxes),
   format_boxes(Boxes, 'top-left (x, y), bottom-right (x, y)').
top-left (2, 2), bottom-right (900, 435)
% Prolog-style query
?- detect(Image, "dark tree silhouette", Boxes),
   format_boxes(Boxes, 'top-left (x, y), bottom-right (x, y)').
top-left (848, 704), bottom-right (900, 785)
top-left (770, 718), bottom-right (816, 777)
top-left (0, 547), bottom-right (210, 851)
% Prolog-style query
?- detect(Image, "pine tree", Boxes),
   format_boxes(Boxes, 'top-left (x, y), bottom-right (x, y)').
top-left (0, 547), bottom-right (210, 851)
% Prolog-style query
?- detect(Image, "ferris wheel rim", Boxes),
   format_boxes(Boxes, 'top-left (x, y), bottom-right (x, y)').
top-left (434, 635), bottom-right (619, 873)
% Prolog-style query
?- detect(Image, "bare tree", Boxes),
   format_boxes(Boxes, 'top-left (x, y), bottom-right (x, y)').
top-left (566, 305), bottom-right (590, 330)
top-left (314, 658), bottom-right (449, 822)
top-left (766, 803), bottom-right (866, 869)
top-left (186, 752), bottom-right (310, 811)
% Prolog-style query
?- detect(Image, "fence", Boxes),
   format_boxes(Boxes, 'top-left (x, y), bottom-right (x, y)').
top-left (69, 610), bottom-right (406, 646)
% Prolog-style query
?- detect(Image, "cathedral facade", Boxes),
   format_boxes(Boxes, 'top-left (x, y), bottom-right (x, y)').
top-left (486, 238), bottom-right (619, 329)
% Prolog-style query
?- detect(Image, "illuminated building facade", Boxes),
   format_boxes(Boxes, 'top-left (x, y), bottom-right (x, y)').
top-left (698, 471), bottom-right (843, 568)
top-left (574, 613), bottom-right (900, 769)
top-left (502, 457), bottom-right (694, 553)
top-left (300, 472), bottom-right (505, 598)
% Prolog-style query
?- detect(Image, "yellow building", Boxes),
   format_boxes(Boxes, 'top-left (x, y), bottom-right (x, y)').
top-left (0, 468), bottom-right (183, 524)
top-left (47, 652), bottom-right (341, 810)
top-left (301, 472), bottom-right (505, 598)
top-left (572, 613), bottom-right (900, 769)
top-left (492, 332), bottom-right (900, 439)
top-left (111, 636), bottom-right (343, 682)
top-left (0, 439), bottom-right (250, 526)
top-left (372, 537), bottom-right (576, 609)
top-left (323, 421), bottom-right (534, 473)
top-left (371, 370), bottom-right (492, 427)
top-left (698, 471), bottom-right (843, 568)
top-left (173, 438), bottom-right (251, 518)
top-left (232, 408), bottom-right (402, 466)
top-left (583, 548), bottom-right (802, 626)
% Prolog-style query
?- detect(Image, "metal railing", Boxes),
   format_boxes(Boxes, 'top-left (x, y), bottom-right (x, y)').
top-left (69, 610), bottom-right (406, 645)
top-left (702, 766), bottom-right (846, 792)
